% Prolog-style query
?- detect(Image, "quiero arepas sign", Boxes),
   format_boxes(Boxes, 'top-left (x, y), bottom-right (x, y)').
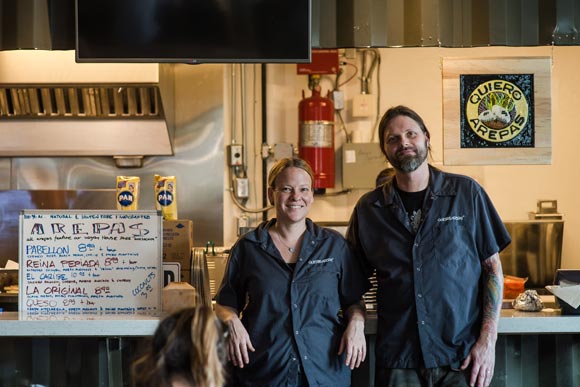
top-left (460, 74), bottom-right (534, 148)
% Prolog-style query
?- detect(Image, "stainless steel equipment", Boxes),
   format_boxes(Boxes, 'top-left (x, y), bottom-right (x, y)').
top-left (191, 244), bottom-right (229, 306)
top-left (0, 189), bottom-right (116, 268)
top-left (499, 220), bottom-right (564, 289)
top-left (0, 51), bottom-right (176, 162)
top-left (0, 63), bottom-right (225, 247)
top-left (0, 84), bottom-right (173, 161)
top-left (528, 199), bottom-right (563, 220)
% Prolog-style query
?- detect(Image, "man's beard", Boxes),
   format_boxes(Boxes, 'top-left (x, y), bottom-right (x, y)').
top-left (387, 142), bottom-right (428, 173)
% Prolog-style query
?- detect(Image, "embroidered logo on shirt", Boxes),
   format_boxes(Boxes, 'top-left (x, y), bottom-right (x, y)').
top-left (308, 258), bottom-right (334, 265)
top-left (437, 215), bottom-right (465, 222)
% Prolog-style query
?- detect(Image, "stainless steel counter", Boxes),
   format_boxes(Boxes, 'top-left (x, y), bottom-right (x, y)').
top-left (0, 306), bottom-right (576, 338)
top-left (496, 308), bottom-right (579, 333)
top-left (0, 312), bottom-right (160, 336)
top-left (358, 305), bottom-right (580, 387)
top-left (364, 306), bottom-right (580, 335)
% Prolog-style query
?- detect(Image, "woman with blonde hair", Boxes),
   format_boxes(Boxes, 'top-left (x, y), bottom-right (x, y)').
top-left (132, 306), bottom-right (228, 387)
top-left (215, 157), bottom-right (369, 386)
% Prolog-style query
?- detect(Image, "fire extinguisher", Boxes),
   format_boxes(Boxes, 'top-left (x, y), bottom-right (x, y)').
top-left (299, 84), bottom-right (335, 194)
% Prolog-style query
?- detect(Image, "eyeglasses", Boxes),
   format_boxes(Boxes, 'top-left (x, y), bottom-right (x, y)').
top-left (274, 186), bottom-right (311, 195)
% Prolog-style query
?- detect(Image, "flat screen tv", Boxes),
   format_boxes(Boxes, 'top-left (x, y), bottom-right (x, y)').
top-left (75, 0), bottom-right (311, 63)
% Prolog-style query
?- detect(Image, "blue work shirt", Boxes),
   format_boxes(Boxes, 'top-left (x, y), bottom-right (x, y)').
top-left (216, 218), bottom-right (370, 387)
top-left (347, 166), bottom-right (511, 369)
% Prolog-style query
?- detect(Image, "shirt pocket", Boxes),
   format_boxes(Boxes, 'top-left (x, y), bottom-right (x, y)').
top-left (303, 263), bottom-right (340, 297)
top-left (430, 222), bottom-right (475, 270)
top-left (305, 262), bottom-right (339, 275)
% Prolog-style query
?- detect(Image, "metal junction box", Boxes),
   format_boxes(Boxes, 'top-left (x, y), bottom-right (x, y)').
top-left (342, 143), bottom-right (386, 189)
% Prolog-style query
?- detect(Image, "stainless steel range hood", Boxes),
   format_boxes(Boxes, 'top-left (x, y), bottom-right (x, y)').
top-left (0, 51), bottom-right (174, 164)
top-left (0, 83), bottom-right (173, 158)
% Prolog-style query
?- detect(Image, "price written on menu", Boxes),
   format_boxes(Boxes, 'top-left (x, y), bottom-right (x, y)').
top-left (19, 210), bottom-right (163, 316)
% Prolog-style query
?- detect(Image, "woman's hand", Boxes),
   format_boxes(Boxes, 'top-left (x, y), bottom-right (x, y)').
top-left (339, 306), bottom-right (366, 369)
top-left (214, 304), bottom-right (255, 368)
top-left (225, 316), bottom-right (255, 368)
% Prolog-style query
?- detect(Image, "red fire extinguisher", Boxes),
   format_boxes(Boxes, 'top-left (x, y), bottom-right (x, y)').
top-left (299, 85), bottom-right (335, 194)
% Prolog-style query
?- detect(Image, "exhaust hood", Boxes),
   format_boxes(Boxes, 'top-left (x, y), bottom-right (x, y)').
top-left (0, 51), bottom-right (174, 163)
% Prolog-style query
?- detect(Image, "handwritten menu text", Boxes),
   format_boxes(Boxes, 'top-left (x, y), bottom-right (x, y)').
top-left (19, 210), bottom-right (163, 317)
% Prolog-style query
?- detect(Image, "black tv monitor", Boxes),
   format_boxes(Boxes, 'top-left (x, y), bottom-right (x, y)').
top-left (75, 0), bottom-right (311, 64)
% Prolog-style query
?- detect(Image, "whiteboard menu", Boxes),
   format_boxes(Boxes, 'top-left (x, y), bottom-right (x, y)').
top-left (19, 210), bottom-right (163, 317)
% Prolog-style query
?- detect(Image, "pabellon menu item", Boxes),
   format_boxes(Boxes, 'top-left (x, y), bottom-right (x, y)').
top-left (116, 176), bottom-right (140, 210)
top-left (154, 175), bottom-right (178, 220)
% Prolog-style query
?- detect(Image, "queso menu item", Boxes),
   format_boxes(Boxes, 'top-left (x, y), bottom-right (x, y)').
top-left (19, 209), bottom-right (162, 317)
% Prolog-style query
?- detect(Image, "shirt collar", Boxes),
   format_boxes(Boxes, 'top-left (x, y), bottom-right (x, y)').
top-left (375, 164), bottom-right (457, 208)
top-left (244, 218), bottom-right (327, 245)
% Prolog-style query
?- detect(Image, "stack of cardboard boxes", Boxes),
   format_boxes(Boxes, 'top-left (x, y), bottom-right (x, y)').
top-left (162, 219), bottom-right (194, 283)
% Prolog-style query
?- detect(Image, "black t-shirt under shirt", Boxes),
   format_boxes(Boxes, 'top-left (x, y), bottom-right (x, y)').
top-left (395, 184), bottom-right (427, 233)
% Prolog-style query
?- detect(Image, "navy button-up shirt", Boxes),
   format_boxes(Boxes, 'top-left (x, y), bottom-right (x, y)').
top-left (347, 166), bottom-right (511, 369)
top-left (216, 218), bottom-right (370, 387)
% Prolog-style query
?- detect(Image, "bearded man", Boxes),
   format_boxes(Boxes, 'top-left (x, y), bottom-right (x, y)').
top-left (347, 105), bottom-right (511, 387)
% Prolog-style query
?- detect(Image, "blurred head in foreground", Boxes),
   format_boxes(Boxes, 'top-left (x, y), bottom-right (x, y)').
top-left (132, 306), bottom-right (228, 387)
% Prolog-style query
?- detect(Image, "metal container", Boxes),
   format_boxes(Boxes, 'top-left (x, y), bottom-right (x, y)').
top-left (193, 245), bottom-right (229, 300)
top-left (499, 220), bottom-right (564, 289)
top-left (0, 269), bottom-right (18, 291)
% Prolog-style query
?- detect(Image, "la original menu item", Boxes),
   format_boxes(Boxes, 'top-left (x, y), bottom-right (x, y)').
top-left (19, 210), bottom-right (162, 317)
top-left (154, 175), bottom-right (178, 220)
top-left (116, 176), bottom-right (140, 210)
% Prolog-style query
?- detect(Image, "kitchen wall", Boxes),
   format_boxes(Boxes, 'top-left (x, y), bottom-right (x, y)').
top-left (227, 46), bottom-right (580, 270)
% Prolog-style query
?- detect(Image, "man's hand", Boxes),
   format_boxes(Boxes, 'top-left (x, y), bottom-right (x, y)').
top-left (461, 332), bottom-right (496, 387)
top-left (462, 253), bottom-right (503, 387)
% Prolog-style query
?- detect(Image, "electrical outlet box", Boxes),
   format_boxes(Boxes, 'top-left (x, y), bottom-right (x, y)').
top-left (273, 143), bottom-right (294, 161)
top-left (342, 143), bottom-right (386, 189)
top-left (343, 48), bottom-right (357, 59)
top-left (236, 215), bottom-right (250, 236)
top-left (234, 177), bottom-right (249, 198)
top-left (227, 144), bottom-right (243, 166)
top-left (333, 90), bottom-right (344, 110)
top-left (352, 94), bottom-right (376, 118)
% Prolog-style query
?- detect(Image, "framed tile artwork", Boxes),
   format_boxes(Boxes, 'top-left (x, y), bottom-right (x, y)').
top-left (442, 57), bottom-right (551, 165)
